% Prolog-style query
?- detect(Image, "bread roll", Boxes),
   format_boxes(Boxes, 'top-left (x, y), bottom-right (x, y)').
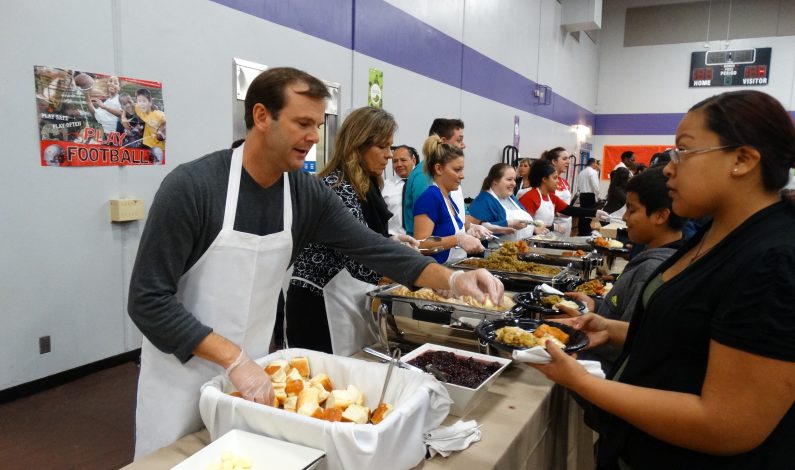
top-left (286, 367), bottom-right (303, 382)
top-left (325, 389), bottom-right (354, 410)
top-left (370, 403), bottom-right (393, 425)
top-left (341, 404), bottom-right (370, 424)
top-left (291, 357), bottom-right (311, 378)
top-left (309, 373), bottom-right (333, 392)
top-left (285, 379), bottom-right (304, 396)
top-left (322, 407), bottom-right (343, 422)
top-left (283, 395), bottom-right (298, 413)
top-left (265, 359), bottom-right (288, 376)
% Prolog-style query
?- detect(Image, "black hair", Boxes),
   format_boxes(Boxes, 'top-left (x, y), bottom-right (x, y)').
top-left (650, 152), bottom-right (670, 168)
top-left (586, 157), bottom-right (597, 166)
top-left (391, 145), bottom-right (419, 164)
top-left (481, 163), bottom-right (514, 191)
top-left (135, 88), bottom-right (151, 100)
top-left (541, 147), bottom-right (567, 162)
top-left (689, 90), bottom-right (795, 190)
top-left (626, 167), bottom-right (685, 230)
top-left (528, 159), bottom-right (556, 187)
top-left (620, 150), bottom-right (635, 162)
top-left (244, 67), bottom-right (330, 130)
top-left (428, 118), bottom-right (464, 139)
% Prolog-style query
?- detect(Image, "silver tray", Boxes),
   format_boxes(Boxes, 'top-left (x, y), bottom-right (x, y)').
top-left (449, 257), bottom-right (576, 285)
top-left (518, 247), bottom-right (602, 277)
top-left (366, 284), bottom-right (521, 351)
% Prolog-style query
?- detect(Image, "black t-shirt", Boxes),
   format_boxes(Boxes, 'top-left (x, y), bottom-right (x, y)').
top-left (600, 199), bottom-right (795, 469)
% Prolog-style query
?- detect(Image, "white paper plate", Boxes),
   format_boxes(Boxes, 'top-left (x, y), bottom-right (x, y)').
top-left (171, 429), bottom-right (325, 470)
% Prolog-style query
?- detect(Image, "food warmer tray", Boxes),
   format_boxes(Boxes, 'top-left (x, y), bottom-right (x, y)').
top-left (448, 257), bottom-right (580, 291)
top-left (524, 236), bottom-right (593, 252)
top-left (517, 246), bottom-right (602, 277)
top-left (366, 284), bottom-right (524, 352)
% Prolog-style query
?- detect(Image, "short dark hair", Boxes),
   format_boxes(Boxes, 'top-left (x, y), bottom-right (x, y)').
top-left (620, 151), bottom-right (635, 162)
top-left (689, 90), bottom-right (795, 190)
top-left (481, 163), bottom-right (514, 191)
top-left (391, 145), bottom-right (419, 164)
top-left (244, 67), bottom-right (330, 129)
top-left (428, 118), bottom-right (464, 139)
top-left (586, 157), bottom-right (597, 166)
top-left (528, 159), bottom-right (556, 187)
top-left (626, 167), bottom-right (685, 230)
top-left (650, 152), bottom-right (670, 167)
top-left (136, 88), bottom-right (151, 100)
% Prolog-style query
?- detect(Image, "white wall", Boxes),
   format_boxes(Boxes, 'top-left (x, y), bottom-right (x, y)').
top-left (593, 0), bottom-right (795, 154)
top-left (0, 0), bottom-right (598, 389)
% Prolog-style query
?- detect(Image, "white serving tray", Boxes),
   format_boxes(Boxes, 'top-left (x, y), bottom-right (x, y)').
top-left (171, 429), bottom-right (324, 470)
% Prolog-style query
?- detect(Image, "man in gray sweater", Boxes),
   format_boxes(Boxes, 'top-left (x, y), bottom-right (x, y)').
top-left (127, 67), bottom-right (503, 458)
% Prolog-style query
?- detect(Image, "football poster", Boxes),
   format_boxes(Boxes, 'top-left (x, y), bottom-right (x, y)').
top-left (34, 66), bottom-right (166, 167)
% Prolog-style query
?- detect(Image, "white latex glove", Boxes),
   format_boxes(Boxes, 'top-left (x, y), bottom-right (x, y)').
top-left (508, 219), bottom-right (528, 230)
top-left (553, 223), bottom-right (566, 234)
top-left (225, 351), bottom-right (275, 405)
top-left (391, 233), bottom-right (420, 249)
top-left (466, 223), bottom-right (493, 240)
top-left (595, 210), bottom-right (611, 222)
top-left (449, 269), bottom-right (504, 305)
top-left (455, 232), bottom-right (485, 254)
top-left (534, 225), bottom-right (550, 235)
top-left (482, 222), bottom-right (514, 235)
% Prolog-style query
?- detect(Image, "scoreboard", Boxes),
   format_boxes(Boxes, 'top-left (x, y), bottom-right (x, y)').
top-left (689, 47), bottom-right (771, 88)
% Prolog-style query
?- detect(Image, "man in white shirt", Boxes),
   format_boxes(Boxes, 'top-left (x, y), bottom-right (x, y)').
top-left (577, 158), bottom-right (601, 235)
top-left (383, 145), bottom-right (418, 235)
top-left (613, 150), bottom-right (636, 173)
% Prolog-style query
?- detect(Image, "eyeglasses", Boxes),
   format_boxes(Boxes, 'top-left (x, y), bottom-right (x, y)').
top-left (665, 145), bottom-right (741, 164)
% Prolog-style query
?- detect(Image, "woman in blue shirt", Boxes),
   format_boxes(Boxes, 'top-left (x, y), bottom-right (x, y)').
top-left (467, 163), bottom-right (549, 241)
top-left (413, 135), bottom-right (484, 263)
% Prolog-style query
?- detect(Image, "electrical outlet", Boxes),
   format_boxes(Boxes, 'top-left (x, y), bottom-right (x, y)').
top-left (109, 199), bottom-right (145, 222)
top-left (39, 336), bottom-right (51, 354)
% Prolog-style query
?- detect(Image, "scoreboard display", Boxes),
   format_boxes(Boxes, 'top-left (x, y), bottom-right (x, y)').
top-left (689, 47), bottom-right (771, 88)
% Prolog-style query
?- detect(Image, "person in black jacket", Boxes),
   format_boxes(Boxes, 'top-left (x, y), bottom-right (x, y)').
top-left (532, 90), bottom-right (795, 469)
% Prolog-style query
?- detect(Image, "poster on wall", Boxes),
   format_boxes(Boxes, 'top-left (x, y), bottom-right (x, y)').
top-left (689, 48), bottom-right (771, 88)
top-left (602, 145), bottom-right (669, 180)
top-left (368, 68), bottom-right (383, 109)
top-left (34, 66), bottom-right (166, 167)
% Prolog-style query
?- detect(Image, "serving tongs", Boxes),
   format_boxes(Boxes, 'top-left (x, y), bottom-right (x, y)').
top-left (417, 235), bottom-right (445, 255)
top-left (363, 346), bottom-right (423, 373)
top-left (377, 349), bottom-right (401, 408)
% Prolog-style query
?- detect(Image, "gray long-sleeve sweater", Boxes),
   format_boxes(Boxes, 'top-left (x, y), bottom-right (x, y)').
top-left (127, 149), bottom-right (433, 362)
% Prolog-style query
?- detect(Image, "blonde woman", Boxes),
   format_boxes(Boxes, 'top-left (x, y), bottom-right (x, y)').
top-left (413, 135), bottom-right (484, 263)
top-left (286, 107), bottom-right (416, 355)
top-left (514, 157), bottom-right (533, 199)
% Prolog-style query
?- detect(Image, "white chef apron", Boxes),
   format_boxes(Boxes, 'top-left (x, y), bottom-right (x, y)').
top-left (553, 178), bottom-right (572, 237)
top-left (438, 184), bottom-right (467, 264)
top-left (323, 268), bottom-right (379, 357)
top-left (516, 179), bottom-right (532, 200)
top-left (487, 190), bottom-right (534, 241)
top-left (534, 188), bottom-right (556, 228)
top-left (134, 144), bottom-right (293, 459)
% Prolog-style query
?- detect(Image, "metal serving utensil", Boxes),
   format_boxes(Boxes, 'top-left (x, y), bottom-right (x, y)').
top-left (416, 236), bottom-right (443, 243)
top-left (419, 246), bottom-right (445, 255)
top-left (362, 347), bottom-right (424, 373)
top-left (377, 348), bottom-right (401, 408)
top-left (425, 363), bottom-right (450, 382)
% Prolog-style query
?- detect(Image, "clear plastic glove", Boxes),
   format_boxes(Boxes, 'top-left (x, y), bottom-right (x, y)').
top-left (508, 219), bottom-right (529, 230)
top-left (449, 269), bottom-right (504, 305)
top-left (391, 233), bottom-right (420, 249)
top-left (482, 222), bottom-right (514, 235)
top-left (595, 210), bottom-right (611, 222)
top-left (225, 350), bottom-right (275, 405)
top-left (455, 232), bottom-right (485, 254)
top-left (553, 223), bottom-right (566, 234)
top-left (534, 225), bottom-right (550, 235)
top-left (466, 223), bottom-right (493, 240)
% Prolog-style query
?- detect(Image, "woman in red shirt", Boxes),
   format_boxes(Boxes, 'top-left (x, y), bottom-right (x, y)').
top-left (543, 147), bottom-right (574, 235)
top-left (520, 160), bottom-right (607, 232)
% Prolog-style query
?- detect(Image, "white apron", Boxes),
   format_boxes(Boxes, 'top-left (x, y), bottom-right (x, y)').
top-left (487, 190), bottom-right (534, 241)
top-left (516, 179), bottom-right (532, 200)
top-left (134, 144), bottom-right (293, 459)
top-left (439, 184), bottom-right (467, 264)
top-left (323, 269), bottom-right (379, 357)
top-left (553, 178), bottom-right (572, 237)
top-left (534, 188), bottom-right (557, 228)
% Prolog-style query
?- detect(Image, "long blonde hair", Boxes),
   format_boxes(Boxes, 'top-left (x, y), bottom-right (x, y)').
top-left (422, 134), bottom-right (464, 177)
top-left (320, 107), bottom-right (397, 200)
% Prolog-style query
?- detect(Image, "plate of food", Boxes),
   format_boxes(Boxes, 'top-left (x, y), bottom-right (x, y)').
top-left (589, 236), bottom-right (630, 254)
top-left (475, 318), bottom-right (588, 354)
top-left (513, 291), bottom-right (586, 315)
top-left (571, 279), bottom-right (614, 298)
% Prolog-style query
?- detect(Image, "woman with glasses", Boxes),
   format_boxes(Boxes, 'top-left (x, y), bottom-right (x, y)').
top-left (532, 90), bottom-right (795, 469)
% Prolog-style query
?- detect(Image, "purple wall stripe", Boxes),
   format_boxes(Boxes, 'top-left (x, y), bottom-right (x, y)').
top-left (594, 113), bottom-right (684, 136)
top-left (210, 1), bottom-right (793, 136)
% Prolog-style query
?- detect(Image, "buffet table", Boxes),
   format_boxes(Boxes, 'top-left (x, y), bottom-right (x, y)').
top-left (122, 364), bottom-right (594, 470)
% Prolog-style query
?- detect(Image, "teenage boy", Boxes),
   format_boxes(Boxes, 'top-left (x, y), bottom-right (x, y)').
top-left (566, 167), bottom-right (684, 370)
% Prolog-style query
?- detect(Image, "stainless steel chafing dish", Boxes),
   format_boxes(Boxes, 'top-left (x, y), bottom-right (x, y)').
top-left (366, 284), bottom-right (522, 351)
top-left (517, 246), bottom-right (603, 278)
top-left (448, 257), bottom-right (579, 291)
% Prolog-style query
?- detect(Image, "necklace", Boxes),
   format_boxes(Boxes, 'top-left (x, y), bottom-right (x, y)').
top-left (689, 232), bottom-right (711, 265)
